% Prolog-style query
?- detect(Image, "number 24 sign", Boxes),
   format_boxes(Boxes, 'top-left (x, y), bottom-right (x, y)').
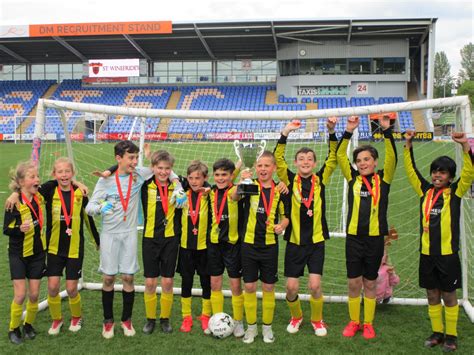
top-left (356, 83), bottom-right (368, 95)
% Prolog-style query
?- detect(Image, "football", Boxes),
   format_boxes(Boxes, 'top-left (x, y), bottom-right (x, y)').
top-left (208, 312), bottom-right (235, 339)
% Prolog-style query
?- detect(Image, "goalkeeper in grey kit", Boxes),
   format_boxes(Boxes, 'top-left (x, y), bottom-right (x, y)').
top-left (86, 141), bottom-right (186, 339)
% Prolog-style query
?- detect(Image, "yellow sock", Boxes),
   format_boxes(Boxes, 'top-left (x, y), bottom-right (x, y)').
top-left (211, 290), bottom-right (224, 314)
top-left (262, 290), bottom-right (276, 325)
top-left (68, 294), bottom-right (82, 318)
top-left (310, 296), bottom-right (323, 322)
top-left (363, 297), bottom-right (376, 325)
top-left (428, 303), bottom-right (444, 333)
top-left (202, 298), bottom-right (212, 317)
top-left (9, 301), bottom-right (23, 330)
top-left (232, 293), bottom-right (244, 321)
top-left (48, 294), bottom-right (62, 321)
top-left (286, 296), bottom-right (303, 319)
top-left (244, 292), bottom-right (257, 325)
top-left (160, 292), bottom-right (173, 319)
top-left (181, 297), bottom-right (192, 318)
top-left (24, 300), bottom-right (39, 325)
top-left (144, 292), bottom-right (157, 320)
top-left (445, 304), bottom-right (459, 337)
top-left (348, 296), bottom-right (360, 323)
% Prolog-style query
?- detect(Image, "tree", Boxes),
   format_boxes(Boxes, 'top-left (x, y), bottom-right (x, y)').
top-left (458, 43), bottom-right (474, 82)
top-left (434, 51), bottom-right (453, 98)
top-left (457, 80), bottom-right (474, 107)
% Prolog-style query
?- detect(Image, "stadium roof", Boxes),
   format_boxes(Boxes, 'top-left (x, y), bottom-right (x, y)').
top-left (0, 18), bottom-right (437, 64)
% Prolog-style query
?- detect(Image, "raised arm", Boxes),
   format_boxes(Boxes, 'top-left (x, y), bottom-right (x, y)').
top-left (379, 115), bottom-right (397, 184)
top-left (319, 116), bottom-right (338, 185)
top-left (451, 132), bottom-right (474, 198)
top-left (336, 116), bottom-right (359, 182)
top-left (403, 130), bottom-right (429, 197)
top-left (274, 120), bottom-right (301, 185)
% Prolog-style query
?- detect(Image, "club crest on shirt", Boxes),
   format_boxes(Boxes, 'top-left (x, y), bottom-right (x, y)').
top-left (430, 208), bottom-right (442, 216)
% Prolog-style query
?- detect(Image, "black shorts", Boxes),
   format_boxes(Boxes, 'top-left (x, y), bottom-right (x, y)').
top-left (143, 237), bottom-right (179, 278)
top-left (241, 243), bottom-right (278, 284)
top-left (345, 235), bottom-right (384, 280)
top-left (208, 241), bottom-right (242, 278)
top-left (284, 241), bottom-right (325, 278)
top-left (419, 253), bottom-right (462, 292)
top-left (9, 252), bottom-right (46, 280)
top-left (46, 253), bottom-right (83, 280)
top-left (177, 247), bottom-right (209, 277)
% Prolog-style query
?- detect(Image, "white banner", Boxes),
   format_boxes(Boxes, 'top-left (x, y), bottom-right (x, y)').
top-left (88, 58), bottom-right (140, 77)
top-left (254, 132), bottom-right (313, 140)
top-left (355, 83), bottom-right (369, 95)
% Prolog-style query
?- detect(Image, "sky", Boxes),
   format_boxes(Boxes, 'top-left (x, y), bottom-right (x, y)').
top-left (1, 0), bottom-right (472, 76)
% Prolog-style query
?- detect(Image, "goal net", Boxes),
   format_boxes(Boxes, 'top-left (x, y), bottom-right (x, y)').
top-left (32, 96), bottom-right (473, 322)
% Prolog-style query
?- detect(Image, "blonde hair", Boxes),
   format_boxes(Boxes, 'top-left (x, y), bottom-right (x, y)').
top-left (9, 160), bottom-right (38, 193)
top-left (150, 150), bottom-right (175, 167)
top-left (52, 157), bottom-right (75, 175)
top-left (187, 160), bottom-right (208, 177)
top-left (257, 150), bottom-right (276, 165)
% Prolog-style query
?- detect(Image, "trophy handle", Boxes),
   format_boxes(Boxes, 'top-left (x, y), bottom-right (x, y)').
top-left (233, 140), bottom-right (242, 160)
top-left (257, 140), bottom-right (267, 158)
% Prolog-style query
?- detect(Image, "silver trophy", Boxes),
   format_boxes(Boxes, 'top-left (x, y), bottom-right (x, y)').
top-left (234, 139), bottom-right (266, 195)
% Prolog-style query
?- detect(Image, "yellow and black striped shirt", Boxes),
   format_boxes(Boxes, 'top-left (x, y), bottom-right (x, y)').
top-left (242, 181), bottom-right (290, 246)
top-left (336, 129), bottom-right (397, 237)
top-left (404, 147), bottom-right (474, 255)
top-left (40, 181), bottom-right (99, 259)
top-left (209, 185), bottom-right (242, 244)
top-left (3, 194), bottom-right (46, 257)
top-left (181, 189), bottom-right (211, 250)
top-left (141, 178), bottom-right (182, 240)
top-left (274, 133), bottom-right (338, 245)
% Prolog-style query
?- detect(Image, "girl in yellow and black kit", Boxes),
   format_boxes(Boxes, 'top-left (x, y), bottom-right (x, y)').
top-left (336, 115), bottom-right (397, 340)
top-left (4, 161), bottom-right (46, 345)
top-left (404, 130), bottom-right (473, 352)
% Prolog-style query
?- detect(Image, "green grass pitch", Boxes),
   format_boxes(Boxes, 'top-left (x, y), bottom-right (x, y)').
top-left (0, 141), bottom-right (472, 353)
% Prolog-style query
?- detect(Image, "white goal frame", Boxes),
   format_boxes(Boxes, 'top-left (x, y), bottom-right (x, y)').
top-left (31, 96), bottom-right (473, 322)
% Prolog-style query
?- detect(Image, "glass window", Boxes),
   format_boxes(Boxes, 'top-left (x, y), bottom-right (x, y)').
top-left (299, 59), bottom-right (311, 75)
top-left (334, 59), bottom-right (346, 75)
top-left (45, 64), bottom-right (58, 80)
top-left (1, 65), bottom-right (13, 80)
top-left (59, 64), bottom-right (73, 81)
top-left (31, 64), bottom-right (45, 80)
top-left (154, 62), bottom-right (168, 71)
top-left (168, 62), bottom-right (182, 72)
top-left (309, 59), bottom-right (323, 75)
top-left (348, 58), bottom-right (371, 74)
top-left (73, 63), bottom-right (84, 79)
top-left (322, 59), bottom-right (335, 75)
top-left (383, 57), bottom-right (405, 74)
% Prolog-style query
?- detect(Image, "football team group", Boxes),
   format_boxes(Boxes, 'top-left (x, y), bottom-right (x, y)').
top-left (4, 115), bottom-right (473, 351)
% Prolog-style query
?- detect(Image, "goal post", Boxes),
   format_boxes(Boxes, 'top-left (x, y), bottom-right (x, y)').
top-left (31, 96), bottom-right (473, 322)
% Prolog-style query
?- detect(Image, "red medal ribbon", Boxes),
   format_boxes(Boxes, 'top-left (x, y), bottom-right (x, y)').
top-left (297, 174), bottom-right (316, 211)
top-left (115, 171), bottom-right (133, 221)
top-left (424, 188), bottom-right (444, 225)
top-left (57, 185), bottom-right (74, 230)
top-left (188, 191), bottom-right (202, 230)
top-left (21, 193), bottom-right (43, 229)
top-left (361, 174), bottom-right (380, 208)
top-left (214, 185), bottom-right (232, 225)
top-left (156, 179), bottom-right (169, 216)
top-left (258, 180), bottom-right (275, 224)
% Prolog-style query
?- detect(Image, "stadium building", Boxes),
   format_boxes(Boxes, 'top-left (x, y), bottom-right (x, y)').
top-left (0, 18), bottom-right (438, 138)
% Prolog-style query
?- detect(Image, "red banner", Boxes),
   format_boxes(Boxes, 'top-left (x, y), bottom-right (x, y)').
top-left (206, 132), bottom-right (254, 140)
top-left (82, 77), bottom-right (128, 83)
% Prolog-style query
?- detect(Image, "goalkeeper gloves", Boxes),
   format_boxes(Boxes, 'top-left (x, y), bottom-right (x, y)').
top-left (100, 200), bottom-right (114, 215)
top-left (171, 183), bottom-right (187, 208)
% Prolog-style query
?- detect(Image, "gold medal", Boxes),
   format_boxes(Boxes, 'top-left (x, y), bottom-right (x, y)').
top-left (192, 228), bottom-right (198, 235)
top-left (66, 228), bottom-right (72, 236)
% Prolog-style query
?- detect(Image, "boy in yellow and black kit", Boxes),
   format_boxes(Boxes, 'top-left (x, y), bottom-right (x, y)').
top-left (141, 150), bottom-right (183, 335)
top-left (336, 115), bottom-right (396, 340)
top-left (208, 158), bottom-right (245, 337)
top-left (232, 151), bottom-right (290, 344)
top-left (404, 130), bottom-right (473, 352)
top-left (274, 117), bottom-right (337, 336)
top-left (178, 160), bottom-right (212, 334)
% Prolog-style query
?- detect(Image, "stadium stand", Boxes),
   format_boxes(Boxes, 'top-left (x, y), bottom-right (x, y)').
top-left (0, 80), bottom-right (55, 134)
top-left (1, 79), bottom-right (415, 135)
